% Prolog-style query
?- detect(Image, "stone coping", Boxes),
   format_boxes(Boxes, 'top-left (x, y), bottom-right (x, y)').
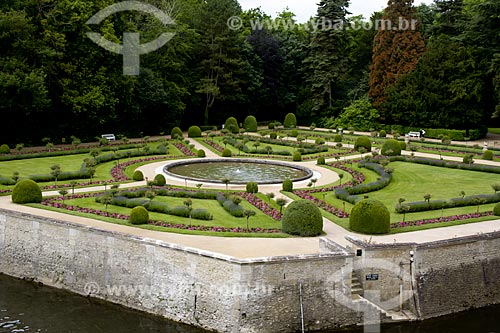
top-left (0, 208), bottom-right (349, 265)
top-left (163, 158), bottom-right (314, 185)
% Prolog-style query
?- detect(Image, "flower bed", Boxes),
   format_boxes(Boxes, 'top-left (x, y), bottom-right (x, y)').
top-left (392, 212), bottom-right (494, 229)
top-left (173, 142), bottom-right (196, 156)
top-left (240, 192), bottom-right (283, 220)
top-left (41, 193), bottom-right (281, 234)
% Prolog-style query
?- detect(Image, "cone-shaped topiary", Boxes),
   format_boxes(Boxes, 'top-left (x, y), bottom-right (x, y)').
top-left (494, 203), bottom-right (500, 216)
top-left (354, 136), bottom-right (372, 152)
top-left (133, 170), bottom-right (144, 181)
top-left (283, 178), bottom-right (293, 192)
top-left (244, 116), bottom-right (258, 132)
top-left (171, 127), bottom-right (184, 139)
top-left (224, 117), bottom-right (239, 133)
top-left (12, 179), bottom-right (42, 204)
top-left (349, 199), bottom-right (390, 234)
top-left (154, 174), bottom-right (166, 186)
top-left (282, 200), bottom-right (323, 236)
top-left (188, 126), bottom-right (202, 138)
top-left (381, 139), bottom-right (402, 156)
top-left (130, 206), bottom-right (149, 225)
top-left (284, 113), bottom-right (297, 128)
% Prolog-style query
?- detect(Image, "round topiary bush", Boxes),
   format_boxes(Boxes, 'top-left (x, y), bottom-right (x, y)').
top-left (270, 132), bottom-right (278, 139)
top-left (381, 139), bottom-right (402, 156)
top-left (483, 150), bottom-right (494, 161)
top-left (246, 182), bottom-right (259, 194)
top-left (293, 151), bottom-right (302, 162)
top-left (290, 130), bottom-right (299, 137)
top-left (130, 206), bottom-right (149, 225)
top-left (315, 138), bottom-right (326, 145)
top-left (494, 203), bottom-right (500, 216)
top-left (283, 178), bottom-right (293, 192)
top-left (354, 136), bottom-right (372, 152)
top-left (379, 130), bottom-right (387, 138)
top-left (334, 134), bottom-right (343, 142)
top-left (197, 149), bottom-right (206, 158)
top-left (284, 113), bottom-right (297, 128)
top-left (282, 200), bottom-right (323, 237)
top-left (222, 148), bottom-right (232, 157)
top-left (0, 144), bottom-right (10, 154)
top-left (154, 174), bottom-right (166, 186)
top-left (349, 199), bottom-right (390, 234)
top-left (171, 127), bottom-right (183, 139)
top-left (224, 117), bottom-right (239, 134)
top-left (12, 179), bottom-right (42, 204)
top-left (268, 122), bottom-right (275, 130)
top-left (317, 156), bottom-right (326, 165)
top-left (399, 141), bottom-right (407, 151)
top-left (244, 116), bottom-right (258, 132)
top-left (188, 126), bottom-right (202, 138)
top-left (133, 170), bottom-right (144, 181)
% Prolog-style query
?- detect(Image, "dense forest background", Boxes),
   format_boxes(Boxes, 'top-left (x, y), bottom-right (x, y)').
top-left (0, 0), bottom-right (499, 144)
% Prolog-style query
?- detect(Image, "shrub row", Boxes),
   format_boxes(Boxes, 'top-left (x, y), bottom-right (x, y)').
top-left (216, 192), bottom-right (244, 217)
top-left (384, 126), bottom-right (487, 141)
top-left (396, 193), bottom-right (500, 214)
top-left (96, 196), bottom-right (213, 220)
top-left (0, 175), bottom-right (16, 185)
top-left (334, 162), bottom-right (392, 204)
top-left (119, 188), bottom-right (218, 200)
top-left (386, 156), bottom-right (500, 174)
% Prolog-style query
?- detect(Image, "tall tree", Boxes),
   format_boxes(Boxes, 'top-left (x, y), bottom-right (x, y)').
top-left (303, 0), bottom-right (350, 118)
top-left (369, 0), bottom-right (426, 122)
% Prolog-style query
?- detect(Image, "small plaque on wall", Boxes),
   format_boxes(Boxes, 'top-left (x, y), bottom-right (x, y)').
top-left (366, 274), bottom-right (379, 281)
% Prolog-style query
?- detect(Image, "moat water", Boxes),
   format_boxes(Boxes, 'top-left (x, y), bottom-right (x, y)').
top-left (1, 274), bottom-right (499, 333)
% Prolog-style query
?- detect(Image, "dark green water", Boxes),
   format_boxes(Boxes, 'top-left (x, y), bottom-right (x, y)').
top-left (1, 274), bottom-right (499, 333)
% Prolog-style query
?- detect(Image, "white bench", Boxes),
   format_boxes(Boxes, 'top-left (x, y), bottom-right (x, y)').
top-left (101, 134), bottom-right (116, 141)
top-left (407, 132), bottom-right (421, 138)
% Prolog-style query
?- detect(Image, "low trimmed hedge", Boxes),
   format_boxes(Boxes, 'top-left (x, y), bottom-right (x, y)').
top-left (386, 156), bottom-right (500, 174)
top-left (217, 192), bottom-right (244, 217)
top-left (396, 193), bottom-right (500, 214)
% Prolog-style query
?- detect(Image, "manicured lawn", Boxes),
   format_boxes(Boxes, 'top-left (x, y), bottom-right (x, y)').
top-left (313, 161), bottom-right (499, 231)
top-left (489, 128), bottom-right (500, 135)
top-left (33, 193), bottom-right (285, 237)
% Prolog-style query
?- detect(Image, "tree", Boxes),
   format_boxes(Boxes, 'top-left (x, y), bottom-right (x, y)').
top-left (369, 0), bottom-right (426, 121)
top-left (492, 184), bottom-right (500, 194)
top-left (101, 194), bottom-right (113, 215)
top-left (266, 192), bottom-right (275, 204)
top-left (50, 165), bottom-right (62, 187)
top-left (222, 178), bottom-right (231, 191)
top-left (331, 96), bottom-right (380, 131)
top-left (59, 189), bottom-right (68, 205)
top-left (184, 199), bottom-right (193, 226)
top-left (276, 198), bottom-right (288, 213)
top-left (244, 209), bottom-right (256, 231)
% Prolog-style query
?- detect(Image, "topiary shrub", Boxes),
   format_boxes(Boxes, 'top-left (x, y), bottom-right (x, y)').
top-left (244, 116), bottom-right (258, 132)
top-left (197, 149), bottom-right (206, 158)
top-left (12, 179), bottom-right (42, 204)
top-left (224, 117), bottom-right (239, 134)
top-left (317, 156), bottom-right (326, 165)
top-left (0, 144), bottom-right (10, 154)
top-left (171, 127), bottom-right (183, 139)
top-left (293, 151), bottom-right (302, 162)
top-left (283, 178), bottom-right (293, 192)
top-left (349, 199), bottom-right (390, 234)
top-left (222, 148), bottom-right (232, 157)
top-left (399, 141), bottom-right (407, 151)
top-left (268, 122), bottom-right (275, 130)
top-left (133, 170), bottom-right (144, 181)
top-left (246, 182), bottom-right (259, 194)
top-left (188, 126), bottom-right (202, 138)
top-left (130, 206), bottom-right (149, 225)
top-left (282, 200), bottom-right (323, 237)
top-left (284, 113), bottom-right (297, 128)
top-left (379, 130), bottom-right (387, 138)
top-left (270, 132), bottom-right (278, 139)
top-left (381, 139), bottom-right (402, 156)
top-left (334, 134), bottom-right (343, 142)
top-left (315, 138), bottom-right (326, 145)
top-left (483, 150), bottom-right (494, 161)
top-left (290, 130), bottom-right (299, 137)
top-left (154, 174), bottom-right (166, 186)
top-left (354, 136), bottom-right (372, 152)
top-left (494, 203), bottom-right (500, 216)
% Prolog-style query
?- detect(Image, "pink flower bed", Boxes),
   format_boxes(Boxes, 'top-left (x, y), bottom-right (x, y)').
top-left (173, 142), bottom-right (196, 156)
top-left (240, 192), bottom-right (283, 221)
top-left (392, 212), bottom-right (494, 229)
top-left (203, 140), bottom-right (225, 153)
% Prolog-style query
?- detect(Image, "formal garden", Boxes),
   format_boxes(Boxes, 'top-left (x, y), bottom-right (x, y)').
top-left (2, 115), bottom-right (500, 238)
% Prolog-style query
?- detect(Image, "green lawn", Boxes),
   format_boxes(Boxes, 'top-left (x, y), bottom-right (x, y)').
top-left (489, 128), bottom-right (500, 135)
top-left (34, 194), bottom-right (285, 237)
top-left (314, 161), bottom-right (499, 230)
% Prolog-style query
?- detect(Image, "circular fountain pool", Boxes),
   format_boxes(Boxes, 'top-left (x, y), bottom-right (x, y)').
top-left (164, 159), bottom-right (313, 184)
